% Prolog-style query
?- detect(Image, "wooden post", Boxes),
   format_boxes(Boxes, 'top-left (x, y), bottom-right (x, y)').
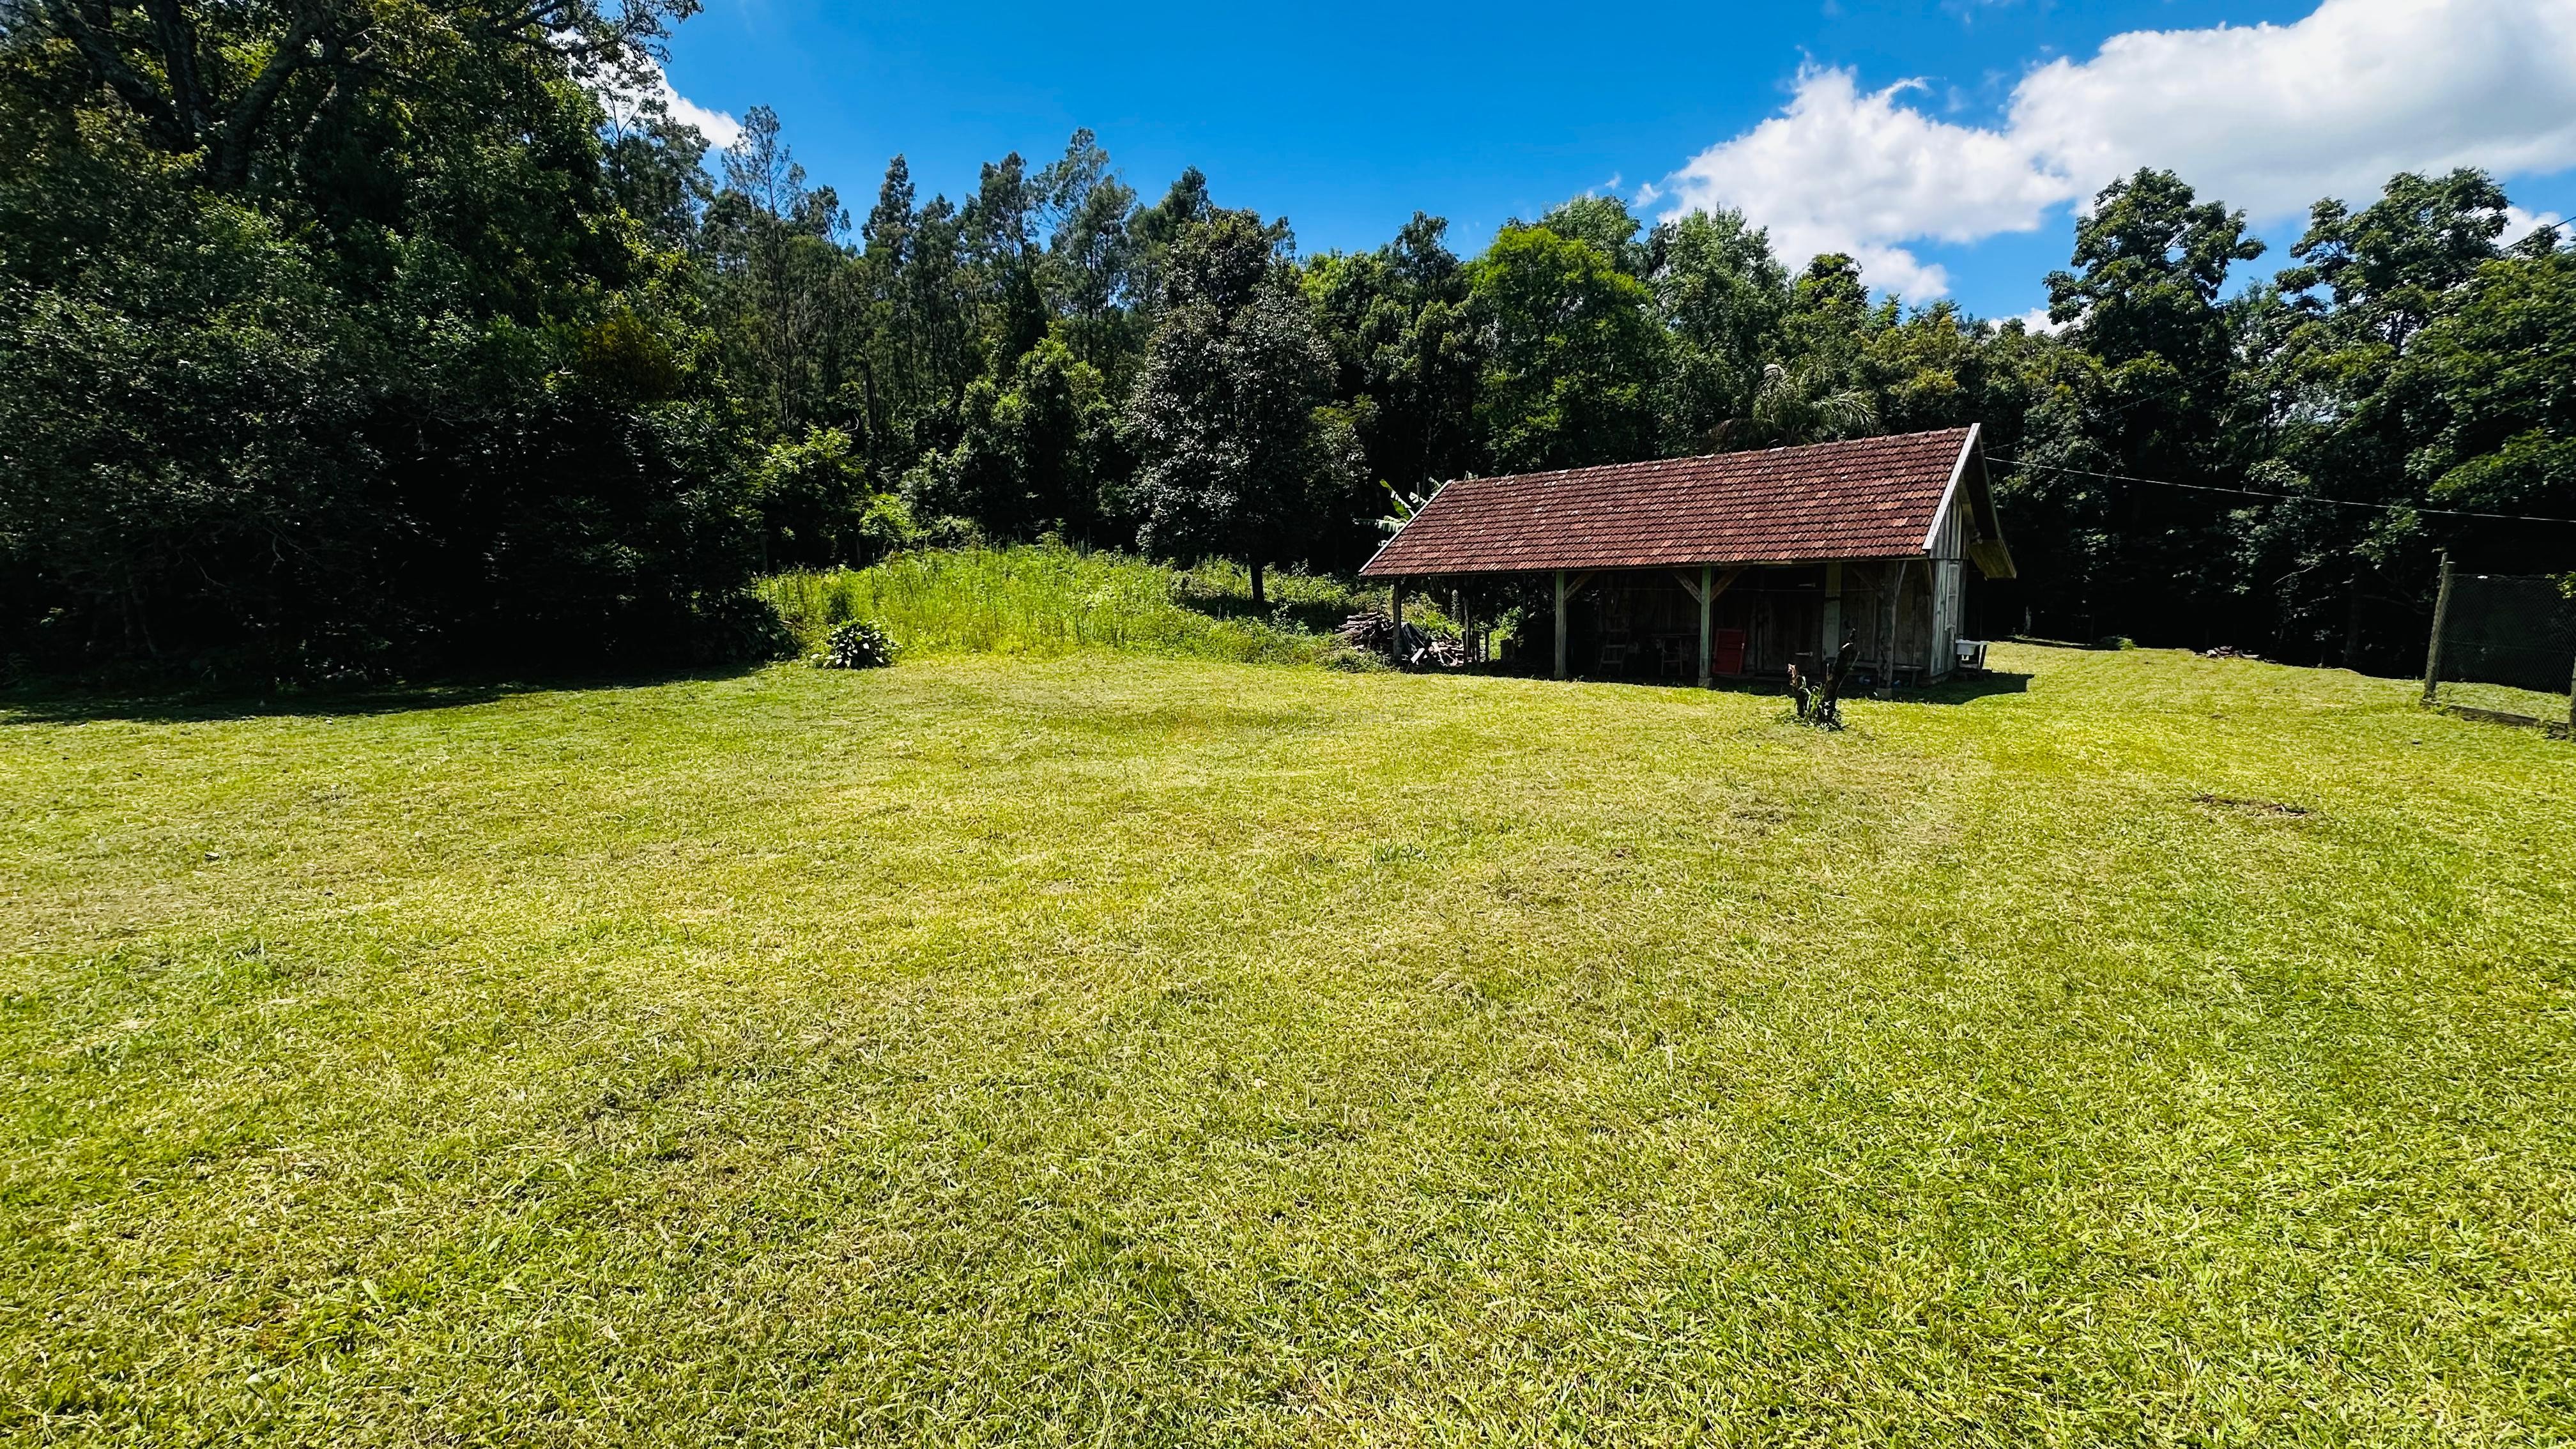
top-left (2422, 550), bottom-right (2453, 706)
top-left (1390, 578), bottom-right (1404, 666)
top-left (1553, 569), bottom-right (1568, 680)
top-left (1698, 565), bottom-right (1713, 687)
top-left (1821, 560), bottom-right (1843, 658)
top-left (1882, 558), bottom-right (1909, 692)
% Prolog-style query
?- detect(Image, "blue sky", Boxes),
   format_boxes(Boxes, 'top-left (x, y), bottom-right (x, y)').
top-left (655, 0), bottom-right (2576, 322)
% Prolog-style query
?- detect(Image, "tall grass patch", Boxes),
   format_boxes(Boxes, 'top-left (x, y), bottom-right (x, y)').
top-left (761, 546), bottom-right (1388, 668)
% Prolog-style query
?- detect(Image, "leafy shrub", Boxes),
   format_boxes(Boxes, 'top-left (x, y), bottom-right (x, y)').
top-left (755, 428), bottom-right (918, 569)
top-left (815, 620), bottom-right (898, 669)
top-left (691, 590), bottom-right (800, 666)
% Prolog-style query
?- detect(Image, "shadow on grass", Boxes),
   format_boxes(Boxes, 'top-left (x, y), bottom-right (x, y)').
top-left (0, 661), bottom-right (777, 726)
top-left (1910, 671), bottom-right (2035, 704)
top-left (1442, 666), bottom-right (2034, 705)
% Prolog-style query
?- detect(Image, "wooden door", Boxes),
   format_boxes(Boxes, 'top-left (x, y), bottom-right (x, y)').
top-left (1713, 628), bottom-right (1747, 676)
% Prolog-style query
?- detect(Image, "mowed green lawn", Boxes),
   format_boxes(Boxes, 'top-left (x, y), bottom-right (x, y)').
top-left (4, 644), bottom-right (2573, 1446)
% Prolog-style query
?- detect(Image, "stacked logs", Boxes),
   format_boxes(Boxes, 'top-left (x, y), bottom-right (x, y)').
top-left (1336, 613), bottom-right (1466, 668)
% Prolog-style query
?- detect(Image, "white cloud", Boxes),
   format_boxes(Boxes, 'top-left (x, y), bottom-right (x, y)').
top-left (1839, 244), bottom-right (1953, 303)
top-left (599, 58), bottom-right (742, 150)
top-left (1656, 0), bottom-right (2576, 298)
top-left (2012, 306), bottom-right (2067, 335)
top-left (2504, 204), bottom-right (2566, 245)
top-left (2009, 0), bottom-right (2576, 220)
top-left (659, 83), bottom-right (744, 151)
top-left (1659, 66), bottom-right (2069, 299)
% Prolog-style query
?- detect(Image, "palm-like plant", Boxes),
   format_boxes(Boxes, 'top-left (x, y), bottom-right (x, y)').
top-left (1372, 480), bottom-right (1441, 537)
top-left (1714, 362), bottom-right (1880, 450)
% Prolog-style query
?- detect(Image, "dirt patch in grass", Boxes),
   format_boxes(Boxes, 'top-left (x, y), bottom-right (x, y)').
top-left (2194, 792), bottom-right (2314, 818)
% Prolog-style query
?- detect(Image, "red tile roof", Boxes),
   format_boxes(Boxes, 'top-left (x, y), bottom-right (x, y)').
top-left (1360, 427), bottom-right (1979, 577)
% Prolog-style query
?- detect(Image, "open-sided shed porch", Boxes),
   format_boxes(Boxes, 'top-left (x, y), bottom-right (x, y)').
top-left (1517, 560), bottom-right (1940, 686)
top-left (1363, 427), bottom-right (2014, 689)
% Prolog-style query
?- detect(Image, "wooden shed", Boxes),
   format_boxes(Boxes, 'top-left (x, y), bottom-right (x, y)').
top-left (1361, 425), bottom-right (2015, 686)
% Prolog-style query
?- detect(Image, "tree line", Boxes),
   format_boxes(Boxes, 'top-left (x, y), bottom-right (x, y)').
top-left (4, 0), bottom-right (2570, 678)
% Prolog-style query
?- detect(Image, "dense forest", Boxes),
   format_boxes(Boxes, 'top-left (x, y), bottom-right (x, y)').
top-left (3, 0), bottom-right (2570, 679)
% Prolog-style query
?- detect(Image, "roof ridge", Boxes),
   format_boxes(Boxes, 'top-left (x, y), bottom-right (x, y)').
top-left (1440, 427), bottom-right (1972, 491)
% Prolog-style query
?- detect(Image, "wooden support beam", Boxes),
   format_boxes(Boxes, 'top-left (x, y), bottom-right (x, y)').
top-left (1821, 560), bottom-right (1844, 659)
top-left (1882, 558), bottom-right (1909, 690)
top-left (1698, 565), bottom-right (1713, 687)
top-left (1553, 570), bottom-right (1568, 680)
top-left (1668, 565), bottom-right (1749, 684)
top-left (1674, 566), bottom-right (1747, 603)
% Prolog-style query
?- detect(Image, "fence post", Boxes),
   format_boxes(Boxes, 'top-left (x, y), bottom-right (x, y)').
top-left (2421, 550), bottom-right (2454, 707)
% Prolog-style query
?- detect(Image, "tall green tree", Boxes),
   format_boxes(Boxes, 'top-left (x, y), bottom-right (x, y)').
top-left (2283, 169), bottom-right (2520, 351)
top-left (2244, 169), bottom-right (2524, 664)
top-left (851, 153), bottom-right (976, 466)
top-left (2011, 169), bottom-right (2266, 643)
top-left (0, 0), bottom-right (763, 673)
top-left (1304, 211), bottom-right (1483, 514)
top-left (1124, 167), bottom-right (1218, 336)
top-left (602, 92), bottom-right (714, 250)
top-left (15, 0), bottom-right (696, 190)
top-left (920, 337), bottom-right (1119, 542)
top-left (1648, 208), bottom-right (1789, 452)
top-left (706, 106), bottom-right (849, 433)
top-left (1466, 225), bottom-right (1664, 471)
top-left (1033, 128), bottom-right (1140, 371)
top-left (962, 150), bottom-right (1048, 367)
top-left (1535, 194), bottom-right (1651, 277)
top-left (2395, 241), bottom-right (2576, 528)
top-left (1122, 210), bottom-right (1356, 604)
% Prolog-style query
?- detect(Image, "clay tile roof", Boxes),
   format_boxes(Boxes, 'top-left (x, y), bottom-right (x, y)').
top-left (1360, 427), bottom-right (1977, 578)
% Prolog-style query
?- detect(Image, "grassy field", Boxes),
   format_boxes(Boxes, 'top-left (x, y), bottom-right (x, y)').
top-left (4, 643), bottom-right (2573, 1445)
top-left (2437, 678), bottom-right (2574, 728)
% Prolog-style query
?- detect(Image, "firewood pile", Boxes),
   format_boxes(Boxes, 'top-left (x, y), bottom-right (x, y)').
top-left (1337, 612), bottom-right (1467, 668)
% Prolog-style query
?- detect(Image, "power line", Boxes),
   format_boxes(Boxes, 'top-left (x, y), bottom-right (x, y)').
top-left (1988, 456), bottom-right (2576, 526)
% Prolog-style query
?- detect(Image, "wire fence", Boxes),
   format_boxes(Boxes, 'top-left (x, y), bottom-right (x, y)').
top-left (2423, 559), bottom-right (2576, 735)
